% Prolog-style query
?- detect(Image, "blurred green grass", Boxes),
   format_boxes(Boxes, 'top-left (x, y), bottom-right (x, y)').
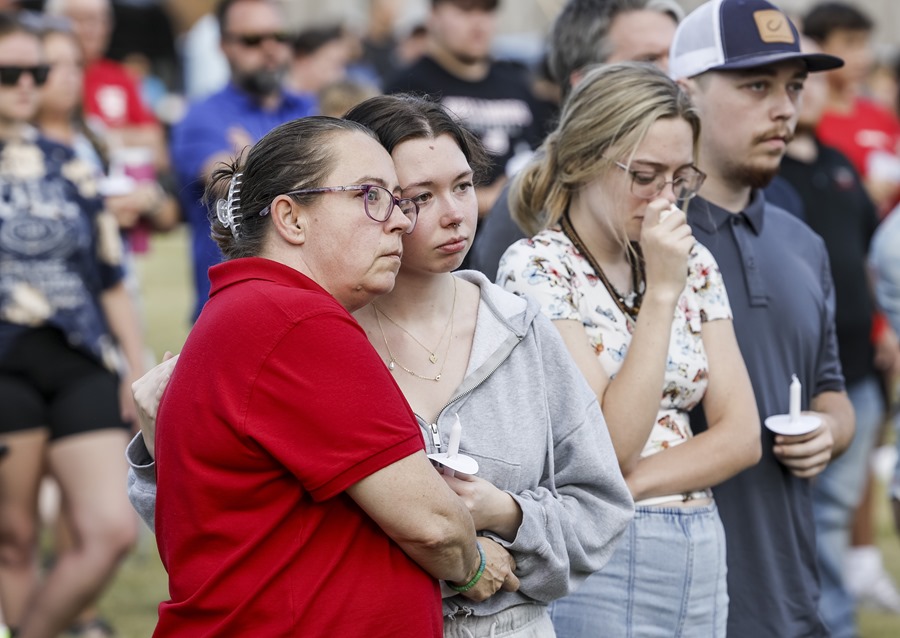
top-left (101, 226), bottom-right (900, 637)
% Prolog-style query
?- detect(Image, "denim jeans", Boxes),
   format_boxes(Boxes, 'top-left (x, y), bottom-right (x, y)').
top-left (812, 374), bottom-right (885, 638)
top-left (444, 604), bottom-right (555, 638)
top-left (549, 502), bottom-right (727, 638)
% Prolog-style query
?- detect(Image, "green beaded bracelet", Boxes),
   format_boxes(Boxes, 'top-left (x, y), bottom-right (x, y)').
top-left (448, 540), bottom-right (486, 593)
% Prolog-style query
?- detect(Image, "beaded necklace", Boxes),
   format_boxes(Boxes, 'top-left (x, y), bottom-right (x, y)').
top-left (560, 211), bottom-right (645, 322)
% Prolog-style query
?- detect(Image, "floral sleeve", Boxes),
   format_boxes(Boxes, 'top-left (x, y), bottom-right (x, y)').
top-left (689, 242), bottom-right (732, 323)
top-left (497, 231), bottom-right (584, 323)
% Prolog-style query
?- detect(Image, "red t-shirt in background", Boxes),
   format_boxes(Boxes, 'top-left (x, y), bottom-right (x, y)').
top-left (154, 258), bottom-right (442, 637)
top-left (83, 59), bottom-right (156, 129)
top-left (817, 98), bottom-right (900, 215)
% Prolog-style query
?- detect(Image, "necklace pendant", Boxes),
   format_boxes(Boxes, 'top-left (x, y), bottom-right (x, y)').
top-left (429, 353), bottom-right (437, 364)
top-left (388, 360), bottom-right (395, 371)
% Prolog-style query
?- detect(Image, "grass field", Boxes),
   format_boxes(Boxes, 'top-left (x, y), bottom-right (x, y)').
top-left (99, 227), bottom-right (900, 636)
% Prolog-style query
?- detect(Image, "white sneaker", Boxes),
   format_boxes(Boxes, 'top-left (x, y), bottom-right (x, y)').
top-left (845, 547), bottom-right (900, 614)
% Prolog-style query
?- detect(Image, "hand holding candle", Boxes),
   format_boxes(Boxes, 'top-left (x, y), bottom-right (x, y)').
top-left (428, 414), bottom-right (479, 476)
top-left (764, 373), bottom-right (820, 435)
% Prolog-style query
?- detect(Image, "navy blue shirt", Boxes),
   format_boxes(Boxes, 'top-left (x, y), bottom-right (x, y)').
top-left (774, 142), bottom-right (880, 385)
top-left (0, 130), bottom-right (124, 368)
top-left (170, 83), bottom-right (316, 320)
top-left (688, 191), bottom-right (844, 638)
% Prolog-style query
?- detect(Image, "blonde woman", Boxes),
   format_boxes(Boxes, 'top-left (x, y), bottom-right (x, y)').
top-left (497, 63), bottom-right (760, 637)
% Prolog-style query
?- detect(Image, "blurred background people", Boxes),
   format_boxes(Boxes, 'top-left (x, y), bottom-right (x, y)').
top-left (804, 2), bottom-right (900, 216)
top-left (766, 36), bottom-right (900, 636)
top-left (0, 12), bottom-right (143, 638)
top-left (317, 78), bottom-right (379, 118)
top-left (31, 18), bottom-right (171, 637)
top-left (286, 25), bottom-right (351, 98)
top-left (385, 0), bottom-right (548, 266)
top-left (170, 0), bottom-right (316, 321)
top-left (469, 0), bottom-right (683, 278)
top-left (870, 207), bottom-right (900, 556)
top-left (803, 1), bottom-right (900, 618)
top-left (44, 0), bottom-right (166, 170)
top-left (177, 2), bottom-right (229, 100)
top-left (34, 19), bottom-right (178, 236)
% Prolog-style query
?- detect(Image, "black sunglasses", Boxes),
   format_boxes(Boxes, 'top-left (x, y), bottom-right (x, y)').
top-left (225, 32), bottom-right (291, 47)
top-left (0, 65), bottom-right (50, 87)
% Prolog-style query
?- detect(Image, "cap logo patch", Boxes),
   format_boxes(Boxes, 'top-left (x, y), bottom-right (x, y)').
top-left (753, 10), bottom-right (795, 44)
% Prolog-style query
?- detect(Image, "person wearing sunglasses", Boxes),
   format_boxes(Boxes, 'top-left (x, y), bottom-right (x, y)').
top-left (127, 115), bottom-right (520, 637)
top-left (0, 12), bottom-right (146, 638)
top-left (45, 0), bottom-right (167, 177)
top-left (170, 0), bottom-right (316, 322)
top-left (498, 63), bottom-right (760, 636)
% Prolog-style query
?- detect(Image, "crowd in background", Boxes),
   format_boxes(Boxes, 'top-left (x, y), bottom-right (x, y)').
top-left (2, 0), bottom-right (900, 636)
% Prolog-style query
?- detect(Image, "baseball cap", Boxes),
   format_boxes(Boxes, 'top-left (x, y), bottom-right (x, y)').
top-left (669, 0), bottom-right (843, 80)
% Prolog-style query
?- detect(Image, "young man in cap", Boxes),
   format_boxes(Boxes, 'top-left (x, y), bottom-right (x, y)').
top-left (670, 1), bottom-right (855, 636)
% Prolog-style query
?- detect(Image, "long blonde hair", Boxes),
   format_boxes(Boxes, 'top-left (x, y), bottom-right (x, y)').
top-left (511, 62), bottom-right (700, 236)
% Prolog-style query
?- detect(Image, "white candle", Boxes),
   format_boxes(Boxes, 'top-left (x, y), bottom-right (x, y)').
top-left (447, 414), bottom-right (462, 457)
top-left (445, 414), bottom-right (462, 478)
top-left (789, 374), bottom-right (801, 422)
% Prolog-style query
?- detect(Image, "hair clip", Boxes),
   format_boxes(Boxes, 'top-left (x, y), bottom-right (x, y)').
top-left (215, 172), bottom-right (243, 238)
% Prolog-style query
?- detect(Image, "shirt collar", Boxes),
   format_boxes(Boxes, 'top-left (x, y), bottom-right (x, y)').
top-left (209, 256), bottom-right (327, 299)
top-left (689, 189), bottom-right (767, 235)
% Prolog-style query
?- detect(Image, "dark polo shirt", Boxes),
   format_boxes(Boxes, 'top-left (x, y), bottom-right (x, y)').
top-left (688, 191), bottom-right (845, 638)
top-left (775, 142), bottom-right (880, 386)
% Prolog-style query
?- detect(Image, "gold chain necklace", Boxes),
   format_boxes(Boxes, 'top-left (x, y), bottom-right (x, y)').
top-left (374, 280), bottom-right (457, 382)
top-left (373, 279), bottom-right (457, 365)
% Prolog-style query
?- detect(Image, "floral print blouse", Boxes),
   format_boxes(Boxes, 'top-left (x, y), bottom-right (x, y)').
top-left (0, 128), bottom-right (125, 371)
top-left (497, 227), bottom-right (732, 459)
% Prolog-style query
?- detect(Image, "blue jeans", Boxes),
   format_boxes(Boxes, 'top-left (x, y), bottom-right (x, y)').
top-left (812, 375), bottom-right (885, 638)
top-left (549, 502), bottom-right (727, 638)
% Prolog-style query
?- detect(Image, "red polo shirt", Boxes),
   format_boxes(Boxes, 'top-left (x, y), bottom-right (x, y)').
top-left (154, 257), bottom-right (441, 637)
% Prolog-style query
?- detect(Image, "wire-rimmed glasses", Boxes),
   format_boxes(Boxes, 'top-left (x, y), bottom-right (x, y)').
top-left (612, 161), bottom-right (706, 202)
top-left (284, 184), bottom-right (419, 234)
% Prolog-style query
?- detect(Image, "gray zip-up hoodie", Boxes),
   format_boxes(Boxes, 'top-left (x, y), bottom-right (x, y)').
top-left (126, 270), bottom-right (633, 620)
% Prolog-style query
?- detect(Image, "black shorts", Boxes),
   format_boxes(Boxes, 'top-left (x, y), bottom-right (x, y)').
top-left (0, 327), bottom-right (127, 440)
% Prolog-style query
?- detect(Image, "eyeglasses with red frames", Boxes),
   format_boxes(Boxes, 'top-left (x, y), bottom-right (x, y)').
top-left (611, 160), bottom-right (707, 201)
top-left (281, 184), bottom-right (419, 234)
